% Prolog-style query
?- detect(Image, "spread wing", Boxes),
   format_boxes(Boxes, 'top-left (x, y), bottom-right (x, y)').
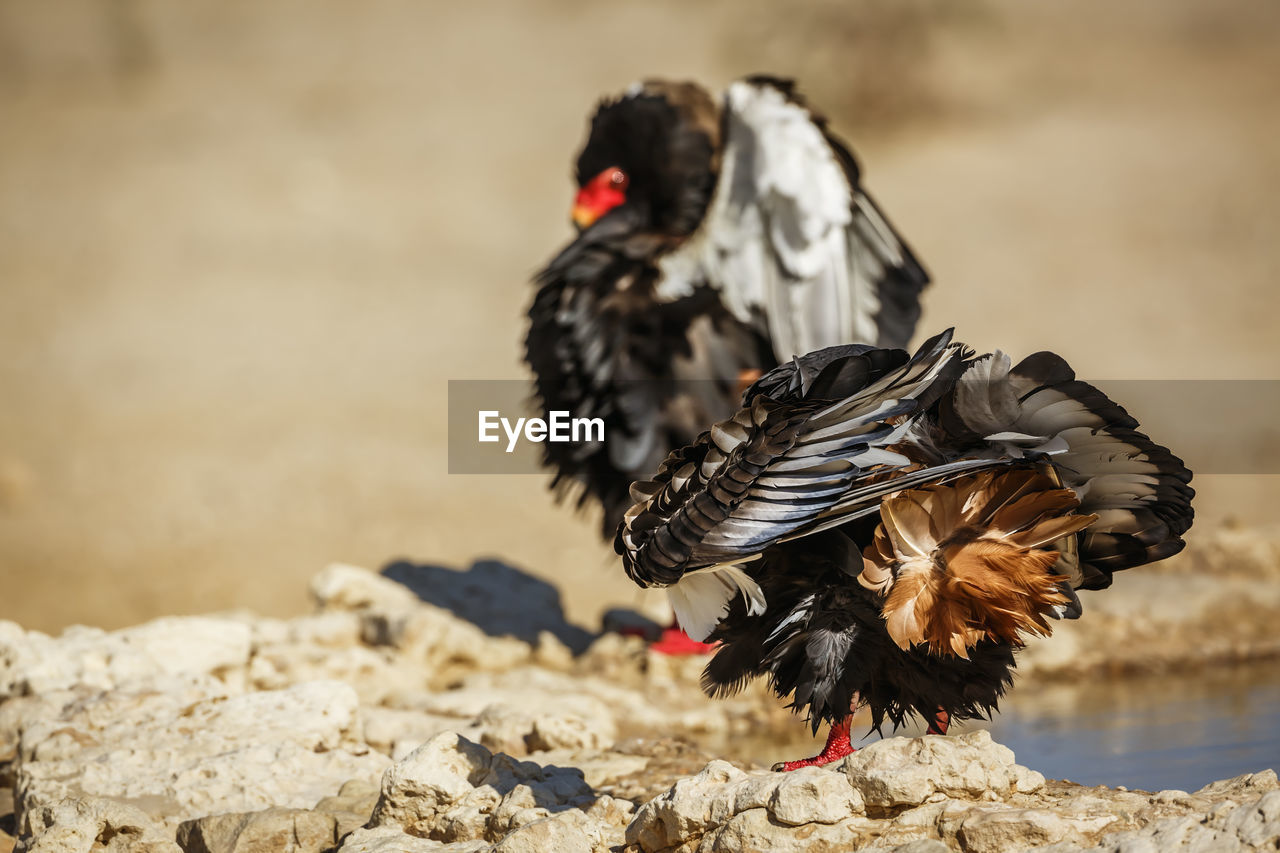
top-left (616, 332), bottom-right (973, 589)
top-left (666, 76), bottom-right (929, 357)
top-left (939, 351), bottom-right (1196, 590)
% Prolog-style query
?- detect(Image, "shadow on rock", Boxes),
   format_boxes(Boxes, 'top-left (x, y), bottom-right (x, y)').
top-left (380, 558), bottom-right (596, 653)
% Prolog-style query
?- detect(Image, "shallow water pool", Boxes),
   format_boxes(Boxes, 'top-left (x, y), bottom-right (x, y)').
top-left (717, 657), bottom-right (1280, 792)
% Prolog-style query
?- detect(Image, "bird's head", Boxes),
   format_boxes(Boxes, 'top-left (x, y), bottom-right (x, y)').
top-left (571, 80), bottom-right (721, 239)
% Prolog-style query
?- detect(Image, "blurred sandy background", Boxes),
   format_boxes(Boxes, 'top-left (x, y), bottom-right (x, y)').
top-left (1, 0), bottom-right (1277, 633)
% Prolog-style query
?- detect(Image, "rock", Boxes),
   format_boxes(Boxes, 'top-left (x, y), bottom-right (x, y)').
top-left (393, 670), bottom-right (621, 757)
top-left (310, 564), bottom-right (422, 613)
top-left (366, 732), bottom-right (627, 847)
top-left (954, 807), bottom-right (1079, 853)
top-left (16, 681), bottom-right (389, 835)
top-left (175, 808), bottom-right (337, 853)
top-left (532, 632), bottom-right (575, 671)
top-left (311, 778), bottom-right (383, 838)
top-left (246, 616), bottom-right (419, 706)
top-left (0, 617), bottom-right (251, 700)
top-left (335, 825), bottom-right (487, 852)
top-left (889, 842), bottom-right (951, 853)
top-left (626, 759), bottom-right (864, 852)
top-left (362, 706), bottom-right (466, 758)
top-left (379, 560), bottom-right (596, 653)
top-left (843, 731), bottom-right (1045, 808)
top-left (1032, 790), bottom-right (1280, 852)
top-left (16, 798), bottom-right (180, 853)
top-left (310, 565), bottom-right (531, 681)
top-left (174, 779), bottom-right (379, 853)
top-left (489, 810), bottom-right (607, 853)
top-left (1221, 790), bottom-right (1280, 848)
top-left (4, 561), bottom-right (1278, 852)
top-left (1194, 768), bottom-right (1280, 799)
top-left (462, 702), bottom-right (615, 756)
top-left (531, 749), bottom-right (652, 791)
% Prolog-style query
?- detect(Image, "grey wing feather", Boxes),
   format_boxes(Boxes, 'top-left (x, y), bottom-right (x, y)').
top-left (616, 332), bottom-right (967, 587)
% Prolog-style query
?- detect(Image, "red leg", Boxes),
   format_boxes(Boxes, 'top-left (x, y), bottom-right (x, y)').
top-left (649, 620), bottom-right (717, 656)
top-left (926, 708), bottom-right (950, 735)
top-left (772, 717), bottom-right (855, 772)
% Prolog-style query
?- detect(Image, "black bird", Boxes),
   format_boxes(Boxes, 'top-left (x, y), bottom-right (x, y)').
top-left (525, 76), bottom-right (930, 549)
top-left (616, 330), bottom-right (1194, 769)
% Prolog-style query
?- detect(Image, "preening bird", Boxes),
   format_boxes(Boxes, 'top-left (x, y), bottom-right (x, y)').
top-left (525, 76), bottom-right (929, 544)
top-left (615, 330), bottom-right (1194, 770)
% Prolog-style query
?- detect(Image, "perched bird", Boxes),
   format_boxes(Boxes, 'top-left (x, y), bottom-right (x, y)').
top-left (616, 330), bottom-right (1194, 769)
top-left (525, 76), bottom-right (930, 546)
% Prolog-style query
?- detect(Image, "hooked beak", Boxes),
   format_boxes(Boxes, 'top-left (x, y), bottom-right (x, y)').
top-left (572, 203), bottom-right (601, 230)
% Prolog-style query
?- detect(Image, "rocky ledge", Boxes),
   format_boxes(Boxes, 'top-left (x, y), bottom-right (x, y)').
top-left (1, 537), bottom-right (1278, 852)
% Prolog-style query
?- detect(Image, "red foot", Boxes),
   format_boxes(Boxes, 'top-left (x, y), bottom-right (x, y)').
top-left (649, 625), bottom-right (717, 656)
top-left (926, 709), bottom-right (950, 735)
top-left (773, 717), bottom-right (855, 771)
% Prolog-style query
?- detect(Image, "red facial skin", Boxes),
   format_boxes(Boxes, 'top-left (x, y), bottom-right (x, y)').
top-left (572, 167), bottom-right (629, 228)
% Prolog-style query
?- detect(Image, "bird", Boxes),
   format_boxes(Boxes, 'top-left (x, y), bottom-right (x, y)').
top-left (615, 329), bottom-right (1194, 769)
top-left (525, 76), bottom-right (930, 553)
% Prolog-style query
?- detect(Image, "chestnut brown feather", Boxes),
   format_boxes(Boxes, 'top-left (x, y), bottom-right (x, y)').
top-left (865, 469), bottom-right (1096, 657)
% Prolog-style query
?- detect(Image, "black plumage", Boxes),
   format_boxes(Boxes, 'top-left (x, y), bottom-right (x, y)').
top-left (526, 77), bottom-right (930, 536)
top-left (615, 330), bottom-right (1194, 747)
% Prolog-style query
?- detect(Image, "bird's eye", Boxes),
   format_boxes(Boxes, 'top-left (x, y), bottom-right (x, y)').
top-left (608, 168), bottom-right (630, 190)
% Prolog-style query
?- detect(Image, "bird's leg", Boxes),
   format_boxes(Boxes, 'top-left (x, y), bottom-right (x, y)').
top-left (926, 708), bottom-right (950, 735)
top-left (772, 716), bottom-right (854, 772)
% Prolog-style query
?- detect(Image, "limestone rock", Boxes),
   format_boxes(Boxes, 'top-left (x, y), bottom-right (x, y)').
top-left (0, 617), bottom-right (251, 700)
top-left (366, 732), bottom-right (628, 847)
top-left (16, 797), bottom-right (180, 853)
top-left (489, 809), bottom-right (611, 853)
top-left (335, 825), bottom-right (487, 852)
top-left (175, 808), bottom-right (338, 853)
top-left (379, 560), bottom-right (595, 653)
top-left (361, 706), bottom-right (466, 758)
top-left (954, 806), bottom-right (1081, 853)
top-left (626, 759), bottom-right (864, 852)
top-left (310, 565), bottom-right (531, 681)
top-left (844, 731), bottom-right (1045, 808)
top-left (174, 779), bottom-right (379, 853)
top-left (16, 681), bottom-right (389, 835)
top-left (310, 564), bottom-right (422, 613)
top-left (246, 616), bottom-right (419, 706)
top-left (462, 702), bottom-right (615, 756)
top-left (392, 669), bottom-right (622, 757)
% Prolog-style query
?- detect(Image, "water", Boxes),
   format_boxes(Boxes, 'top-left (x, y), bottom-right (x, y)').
top-left (721, 657), bottom-right (1280, 792)
top-left (968, 658), bottom-right (1280, 792)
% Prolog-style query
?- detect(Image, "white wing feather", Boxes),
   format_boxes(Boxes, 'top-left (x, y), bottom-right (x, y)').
top-left (659, 80), bottom-right (887, 359)
top-left (667, 564), bottom-right (767, 642)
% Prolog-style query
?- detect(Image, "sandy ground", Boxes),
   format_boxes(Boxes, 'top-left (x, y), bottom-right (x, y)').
top-left (0, 0), bottom-right (1278, 633)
